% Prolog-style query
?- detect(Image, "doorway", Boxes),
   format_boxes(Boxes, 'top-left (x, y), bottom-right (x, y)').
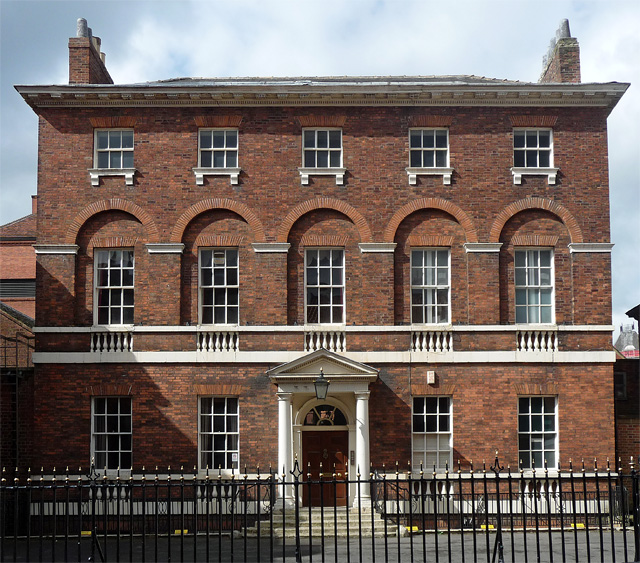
top-left (301, 430), bottom-right (348, 506)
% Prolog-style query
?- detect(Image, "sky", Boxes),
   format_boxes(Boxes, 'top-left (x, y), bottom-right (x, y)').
top-left (1, 0), bottom-right (638, 338)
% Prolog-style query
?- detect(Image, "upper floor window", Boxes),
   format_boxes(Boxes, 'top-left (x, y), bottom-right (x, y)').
top-left (92, 396), bottom-right (132, 470)
top-left (303, 129), bottom-right (342, 168)
top-left (518, 396), bottom-right (557, 469)
top-left (199, 129), bottom-right (238, 168)
top-left (299, 129), bottom-right (345, 185)
top-left (411, 249), bottom-right (450, 324)
top-left (95, 129), bottom-right (134, 169)
top-left (406, 128), bottom-right (453, 185)
top-left (410, 129), bottom-right (449, 168)
top-left (515, 249), bottom-right (554, 324)
top-left (199, 249), bottom-right (239, 325)
top-left (95, 249), bottom-right (134, 325)
top-left (513, 129), bottom-right (552, 168)
top-left (305, 248), bottom-right (344, 324)
top-left (199, 397), bottom-right (239, 471)
top-left (511, 129), bottom-right (557, 185)
top-left (90, 129), bottom-right (136, 186)
top-left (412, 396), bottom-right (452, 470)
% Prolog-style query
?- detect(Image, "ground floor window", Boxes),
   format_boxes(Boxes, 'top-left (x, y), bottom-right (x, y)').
top-left (412, 396), bottom-right (452, 470)
top-left (91, 397), bottom-right (132, 470)
top-left (518, 396), bottom-right (557, 469)
top-left (199, 397), bottom-right (239, 470)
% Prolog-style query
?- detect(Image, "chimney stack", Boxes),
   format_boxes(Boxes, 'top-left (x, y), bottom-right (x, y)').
top-left (31, 195), bottom-right (38, 215)
top-left (539, 19), bottom-right (581, 84)
top-left (68, 18), bottom-right (113, 85)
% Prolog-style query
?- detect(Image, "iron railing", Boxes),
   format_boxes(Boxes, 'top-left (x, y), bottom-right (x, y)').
top-left (1, 457), bottom-right (639, 562)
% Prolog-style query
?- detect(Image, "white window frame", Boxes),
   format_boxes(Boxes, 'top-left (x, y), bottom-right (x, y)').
top-left (94, 249), bottom-right (135, 326)
top-left (412, 396), bottom-right (452, 471)
top-left (198, 248), bottom-right (239, 326)
top-left (193, 128), bottom-right (241, 185)
top-left (89, 129), bottom-right (136, 186)
top-left (511, 128), bottom-right (558, 185)
top-left (199, 397), bottom-right (239, 471)
top-left (514, 248), bottom-right (555, 324)
top-left (304, 248), bottom-right (345, 325)
top-left (518, 396), bottom-right (558, 469)
top-left (410, 248), bottom-right (451, 325)
top-left (299, 128), bottom-right (346, 185)
top-left (406, 128), bottom-right (454, 185)
top-left (91, 396), bottom-right (132, 471)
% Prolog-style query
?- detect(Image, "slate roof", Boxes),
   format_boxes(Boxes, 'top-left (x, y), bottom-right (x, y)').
top-left (0, 213), bottom-right (36, 241)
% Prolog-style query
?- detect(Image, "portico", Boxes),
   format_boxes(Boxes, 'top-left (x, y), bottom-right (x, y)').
top-left (268, 349), bottom-right (378, 507)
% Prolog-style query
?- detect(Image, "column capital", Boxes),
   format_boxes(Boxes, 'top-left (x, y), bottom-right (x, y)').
top-left (354, 391), bottom-right (371, 401)
top-left (276, 392), bottom-right (293, 402)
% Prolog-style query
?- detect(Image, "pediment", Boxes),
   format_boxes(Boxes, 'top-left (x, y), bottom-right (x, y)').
top-left (267, 348), bottom-right (378, 381)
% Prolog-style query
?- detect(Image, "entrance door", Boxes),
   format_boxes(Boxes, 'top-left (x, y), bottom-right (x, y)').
top-left (302, 431), bottom-right (348, 506)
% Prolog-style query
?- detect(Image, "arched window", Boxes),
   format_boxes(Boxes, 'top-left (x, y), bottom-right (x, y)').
top-left (303, 404), bottom-right (347, 426)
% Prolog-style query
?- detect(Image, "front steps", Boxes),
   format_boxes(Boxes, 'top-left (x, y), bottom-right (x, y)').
top-left (245, 507), bottom-right (398, 538)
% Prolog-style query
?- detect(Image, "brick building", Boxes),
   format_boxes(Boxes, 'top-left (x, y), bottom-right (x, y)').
top-left (15, 19), bottom-right (627, 506)
top-left (0, 197), bottom-right (37, 319)
top-left (1, 202), bottom-right (36, 470)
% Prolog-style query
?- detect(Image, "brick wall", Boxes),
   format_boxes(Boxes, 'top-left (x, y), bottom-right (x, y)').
top-left (27, 362), bottom-right (614, 471)
top-left (32, 105), bottom-right (611, 329)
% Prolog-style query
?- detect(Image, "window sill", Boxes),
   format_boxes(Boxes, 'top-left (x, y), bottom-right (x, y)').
top-left (88, 168), bottom-right (136, 187)
top-left (511, 167), bottom-right (559, 185)
top-left (298, 167), bottom-right (346, 186)
top-left (406, 167), bottom-right (454, 186)
top-left (193, 167), bottom-right (241, 186)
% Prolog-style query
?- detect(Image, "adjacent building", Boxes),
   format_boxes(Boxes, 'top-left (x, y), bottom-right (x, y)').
top-left (14, 19), bottom-right (628, 506)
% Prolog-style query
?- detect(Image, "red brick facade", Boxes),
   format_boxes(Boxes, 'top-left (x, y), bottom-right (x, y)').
top-left (15, 23), bottom-right (628, 488)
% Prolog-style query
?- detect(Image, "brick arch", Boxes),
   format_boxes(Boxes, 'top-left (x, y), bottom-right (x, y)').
top-left (489, 197), bottom-right (583, 244)
top-left (65, 198), bottom-right (160, 244)
top-left (382, 198), bottom-right (478, 243)
top-left (276, 198), bottom-right (373, 243)
top-left (170, 198), bottom-right (266, 243)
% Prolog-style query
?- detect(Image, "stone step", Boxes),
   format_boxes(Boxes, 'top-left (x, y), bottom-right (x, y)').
top-left (244, 507), bottom-right (398, 538)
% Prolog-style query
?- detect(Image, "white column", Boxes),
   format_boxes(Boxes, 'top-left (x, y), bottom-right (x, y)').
top-left (276, 392), bottom-right (294, 508)
top-left (354, 391), bottom-right (371, 506)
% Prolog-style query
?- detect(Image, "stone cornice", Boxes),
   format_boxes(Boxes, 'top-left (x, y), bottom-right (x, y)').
top-left (16, 82), bottom-right (628, 112)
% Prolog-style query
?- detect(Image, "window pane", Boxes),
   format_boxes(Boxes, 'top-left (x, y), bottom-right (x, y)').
top-left (410, 151), bottom-right (421, 167)
top-left (121, 131), bottom-right (133, 148)
top-left (97, 152), bottom-right (109, 168)
top-left (317, 151), bottom-right (328, 167)
top-left (97, 131), bottom-right (109, 149)
top-left (212, 131), bottom-right (225, 148)
top-left (303, 130), bottom-right (315, 148)
top-left (538, 131), bottom-right (550, 147)
top-left (226, 131), bottom-right (238, 148)
top-left (514, 150), bottom-right (525, 167)
top-left (329, 130), bottom-right (341, 148)
top-left (200, 151), bottom-right (212, 167)
top-left (514, 132), bottom-right (525, 148)
top-left (109, 130), bottom-right (122, 149)
top-left (538, 151), bottom-right (550, 167)
top-left (200, 131), bottom-right (212, 149)
top-left (435, 130), bottom-right (447, 148)
top-left (212, 151), bottom-right (224, 167)
top-left (409, 131), bottom-right (421, 148)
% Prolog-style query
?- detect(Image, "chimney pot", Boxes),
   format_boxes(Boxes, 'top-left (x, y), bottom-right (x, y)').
top-left (557, 18), bottom-right (571, 39)
top-left (31, 195), bottom-right (37, 215)
top-left (77, 18), bottom-right (88, 38)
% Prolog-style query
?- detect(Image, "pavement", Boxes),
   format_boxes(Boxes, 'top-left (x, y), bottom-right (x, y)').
top-left (2, 529), bottom-right (638, 562)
